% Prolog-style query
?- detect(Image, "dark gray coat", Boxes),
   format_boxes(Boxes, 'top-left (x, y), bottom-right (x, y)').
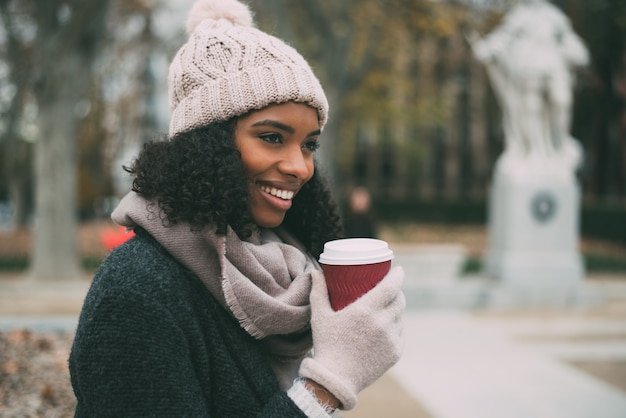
top-left (70, 228), bottom-right (306, 417)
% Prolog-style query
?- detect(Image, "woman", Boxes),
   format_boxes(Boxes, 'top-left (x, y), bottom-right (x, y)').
top-left (69, 1), bottom-right (405, 416)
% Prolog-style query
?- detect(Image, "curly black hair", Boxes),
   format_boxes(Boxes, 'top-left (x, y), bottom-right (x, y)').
top-left (125, 119), bottom-right (343, 258)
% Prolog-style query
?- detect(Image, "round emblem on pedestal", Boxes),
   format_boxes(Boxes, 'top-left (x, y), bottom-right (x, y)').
top-left (531, 191), bottom-right (557, 223)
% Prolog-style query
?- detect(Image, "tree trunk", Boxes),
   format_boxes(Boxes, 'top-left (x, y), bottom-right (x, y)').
top-left (27, 0), bottom-right (110, 281)
top-left (30, 54), bottom-right (84, 281)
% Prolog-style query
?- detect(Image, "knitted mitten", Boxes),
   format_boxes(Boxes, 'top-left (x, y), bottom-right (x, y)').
top-left (299, 267), bottom-right (405, 410)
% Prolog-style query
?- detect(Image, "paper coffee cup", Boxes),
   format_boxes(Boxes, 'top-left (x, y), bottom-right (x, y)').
top-left (319, 238), bottom-right (394, 310)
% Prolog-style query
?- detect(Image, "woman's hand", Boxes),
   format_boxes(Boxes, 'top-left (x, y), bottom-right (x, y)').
top-left (299, 267), bottom-right (406, 410)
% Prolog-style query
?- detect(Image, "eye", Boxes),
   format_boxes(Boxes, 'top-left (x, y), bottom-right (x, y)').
top-left (303, 140), bottom-right (320, 152)
top-left (258, 133), bottom-right (282, 144)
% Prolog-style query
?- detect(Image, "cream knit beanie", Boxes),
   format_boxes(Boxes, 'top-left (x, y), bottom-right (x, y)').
top-left (168, 0), bottom-right (329, 136)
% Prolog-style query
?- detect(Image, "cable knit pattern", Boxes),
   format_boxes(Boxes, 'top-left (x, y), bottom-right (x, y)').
top-left (69, 228), bottom-right (308, 417)
top-left (168, 0), bottom-right (328, 136)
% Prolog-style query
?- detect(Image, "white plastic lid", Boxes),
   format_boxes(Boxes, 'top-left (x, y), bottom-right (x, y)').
top-left (318, 238), bottom-right (394, 265)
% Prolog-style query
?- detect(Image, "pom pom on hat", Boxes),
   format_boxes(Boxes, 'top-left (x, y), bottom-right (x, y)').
top-left (168, 0), bottom-right (329, 136)
top-left (186, 0), bottom-right (254, 34)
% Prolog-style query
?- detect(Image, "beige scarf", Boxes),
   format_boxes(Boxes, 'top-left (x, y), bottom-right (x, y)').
top-left (111, 192), bottom-right (317, 365)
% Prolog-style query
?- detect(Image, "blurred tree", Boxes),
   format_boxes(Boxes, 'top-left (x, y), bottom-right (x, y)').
top-left (251, 0), bottom-right (436, 184)
top-left (0, 0), bottom-right (160, 280)
top-left (30, 0), bottom-right (111, 280)
top-left (76, 78), bottom-right (111, 219)
top-left (251, 0), bottom-right (496, 202)
top-left (0, 0), bottom-right (34, 226)
top-left (77, 0), bottom-right (160, 217)
top-left (0, 0), bottom-right (111, 280)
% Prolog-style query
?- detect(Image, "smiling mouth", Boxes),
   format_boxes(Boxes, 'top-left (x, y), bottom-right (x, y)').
top-left (257, 184), bottom-right (295, 200)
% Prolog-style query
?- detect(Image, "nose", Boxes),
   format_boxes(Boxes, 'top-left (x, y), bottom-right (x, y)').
top-left (278, 145), bottom-right (312, 180)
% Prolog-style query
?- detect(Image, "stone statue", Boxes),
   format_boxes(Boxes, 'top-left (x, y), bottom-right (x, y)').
top-left (468, 1), bottom-right (588, 289)
top-left (469, 0), bottom-right (589, 169)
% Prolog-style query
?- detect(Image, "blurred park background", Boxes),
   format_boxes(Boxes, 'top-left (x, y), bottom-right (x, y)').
top-left (1, 1), bottom-right (626, 417)
top-left (0, 0), bottom-right (624, 279)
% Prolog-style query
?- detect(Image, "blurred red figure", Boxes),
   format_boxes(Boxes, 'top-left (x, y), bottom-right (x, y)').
top-left (100, 225), bottom-right (135, 251)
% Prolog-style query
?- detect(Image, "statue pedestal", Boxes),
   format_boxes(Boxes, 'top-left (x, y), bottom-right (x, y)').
top-left (484, 153), bottom-right (585, 289)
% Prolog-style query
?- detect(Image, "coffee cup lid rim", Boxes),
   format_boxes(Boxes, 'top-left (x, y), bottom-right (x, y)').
top-left (318, 238), bottom-right (394, 265)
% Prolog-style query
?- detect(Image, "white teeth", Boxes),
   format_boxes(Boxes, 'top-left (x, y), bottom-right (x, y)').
top-left (259, 185), bottom-right (295, 200)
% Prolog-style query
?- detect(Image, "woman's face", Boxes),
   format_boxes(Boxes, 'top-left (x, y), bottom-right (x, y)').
top-left (234, 102), bottom-right (320, 228)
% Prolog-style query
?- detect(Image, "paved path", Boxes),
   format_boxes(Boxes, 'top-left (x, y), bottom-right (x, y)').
top-left (392, 311), bottom-right (626, 418)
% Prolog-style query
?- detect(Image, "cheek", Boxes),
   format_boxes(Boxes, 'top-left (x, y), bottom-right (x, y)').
top-left (238, 145), bottom-right (264, 177)
top-left (240, 155), bottom-right (254, 176)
